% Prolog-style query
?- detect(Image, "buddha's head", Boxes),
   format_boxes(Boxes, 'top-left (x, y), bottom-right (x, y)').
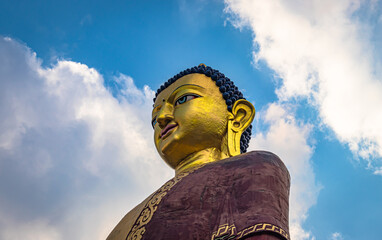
top-left (152, 64), bottom-right (255, 172)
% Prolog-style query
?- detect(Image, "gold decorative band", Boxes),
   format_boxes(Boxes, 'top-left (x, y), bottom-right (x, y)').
top-left (212, 223), bottom-right (289, 240)
top-left (126, 168), bottom-right (199, 240)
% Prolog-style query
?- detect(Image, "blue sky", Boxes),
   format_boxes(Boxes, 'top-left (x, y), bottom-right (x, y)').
top-left (1, 0), bottom-right (382, 240)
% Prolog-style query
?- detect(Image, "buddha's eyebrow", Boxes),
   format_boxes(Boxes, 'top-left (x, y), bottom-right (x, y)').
top-left (170, 84), bottom-right (204, 95)
top-left (152, 84), bottom-right (204, 110)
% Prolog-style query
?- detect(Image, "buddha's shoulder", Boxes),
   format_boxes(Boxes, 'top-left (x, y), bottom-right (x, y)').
top-left (106, 192), bottom-right (155, 240)
top-left (200, 150), bottom-right (290, 181)
top-left (221, 151), bottom-right (288, 171)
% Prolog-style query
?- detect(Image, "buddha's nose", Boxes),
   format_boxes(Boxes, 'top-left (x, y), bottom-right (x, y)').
top-left (157, 104), bottom-right (174, 129)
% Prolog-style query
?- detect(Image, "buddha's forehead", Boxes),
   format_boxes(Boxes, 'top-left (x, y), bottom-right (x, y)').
top-left (154, 73), bottom-right (220, 106)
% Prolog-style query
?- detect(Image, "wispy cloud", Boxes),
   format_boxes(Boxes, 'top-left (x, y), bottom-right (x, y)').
top-left (0, 37), bottom-right (172, 240)
top-left (225, 0), bottom-right (382, 168)
top-left (80, 14), bottom-right (92, 26)
top-left (331, 232), bottom-right (344, 240)
top-left (373, 166), bottom-right (382, 175)
top-left (225, 0), bottom-right (382, 237)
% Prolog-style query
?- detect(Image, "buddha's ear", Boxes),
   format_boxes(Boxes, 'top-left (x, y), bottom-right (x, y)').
top-left (227, 99), bottom-right (255, 156)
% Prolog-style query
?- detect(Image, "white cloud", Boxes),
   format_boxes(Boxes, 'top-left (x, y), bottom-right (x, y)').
top-left (373, 166), bottom-right (382, 175)
top-left (225, 0), bottom-right (382, 168)
top-left (225, 0), bottom-right (382, 237)
top-left (249, 103), bottom-right (320, 240)
top-left (0, 217), bottom-right (61, 240)
top-left (0, 37), bottom-right (172, 240)
top-left (331, 232), bottom-right (344, 240)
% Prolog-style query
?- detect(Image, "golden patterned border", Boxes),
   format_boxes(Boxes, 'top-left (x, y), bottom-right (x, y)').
top-left (211, 223), bottom-right (290, 240)
top-left (125, 168), bottom-right (197, 240)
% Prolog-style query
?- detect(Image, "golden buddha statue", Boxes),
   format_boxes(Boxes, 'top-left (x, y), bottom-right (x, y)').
top-left (107, 64), bottom-right (290, 240)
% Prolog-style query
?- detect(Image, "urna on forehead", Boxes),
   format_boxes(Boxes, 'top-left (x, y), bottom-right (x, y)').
top-left (154, 64), bottom-right (253, 153)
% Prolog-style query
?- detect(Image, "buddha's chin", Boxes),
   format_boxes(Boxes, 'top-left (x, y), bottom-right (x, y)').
top-left (159, 134), bottom-right (175, 152)
top-left (159, 135), bottom-right (178, 158)
top-left (159, 138), bottom-right (186, 169)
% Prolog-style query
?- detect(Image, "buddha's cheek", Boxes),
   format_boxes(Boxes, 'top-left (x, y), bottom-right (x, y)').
top-left (183, 123), bottom-right (221, 149)
top-left (165, 121), bottom-right (223, 157)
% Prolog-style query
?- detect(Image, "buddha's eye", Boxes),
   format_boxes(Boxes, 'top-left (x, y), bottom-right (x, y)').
top-left (151, 118), bottom-right (157, 128)
top-left (175, 94), bottom-right (200, 106)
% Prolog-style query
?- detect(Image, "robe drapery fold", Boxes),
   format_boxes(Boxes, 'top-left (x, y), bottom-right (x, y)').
top-left (109, 151), bottom-right (290, 240)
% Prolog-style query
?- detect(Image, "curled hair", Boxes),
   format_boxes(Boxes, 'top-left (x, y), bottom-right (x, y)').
top-left (154, 64), bottom-right (252, 153)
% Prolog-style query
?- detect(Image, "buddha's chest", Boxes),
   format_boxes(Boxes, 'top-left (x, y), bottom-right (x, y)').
top-left (122, 153), bottom-right (290, 240)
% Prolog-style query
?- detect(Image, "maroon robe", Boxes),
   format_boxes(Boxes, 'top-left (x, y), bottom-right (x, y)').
top-left (126, 151), bottom-right (290, 240)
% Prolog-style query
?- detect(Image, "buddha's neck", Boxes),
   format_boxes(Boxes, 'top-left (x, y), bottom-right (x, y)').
top-left (175, 148), bottom-right (230, 175)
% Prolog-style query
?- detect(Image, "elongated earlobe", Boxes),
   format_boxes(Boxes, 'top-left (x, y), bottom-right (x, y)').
top-left (227, 99), bottom-right (255, 156)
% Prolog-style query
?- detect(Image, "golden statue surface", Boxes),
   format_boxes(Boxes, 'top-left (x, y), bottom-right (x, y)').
top-left (107, 64), bottom-right (290, 240)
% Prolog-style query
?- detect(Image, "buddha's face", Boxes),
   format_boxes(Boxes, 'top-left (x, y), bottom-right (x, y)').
top-left (152, 74), bottom-right (229, 169)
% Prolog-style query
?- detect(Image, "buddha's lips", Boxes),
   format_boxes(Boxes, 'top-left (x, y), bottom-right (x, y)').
top-left (160, 124), bottom-right (178, 139)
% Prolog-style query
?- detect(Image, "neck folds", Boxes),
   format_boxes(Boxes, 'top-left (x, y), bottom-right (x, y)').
top-left (175, 148), bottom-right (229, 175)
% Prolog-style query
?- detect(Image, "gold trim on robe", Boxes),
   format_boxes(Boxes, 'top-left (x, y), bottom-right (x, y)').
top-left (126, 167), bottom-right (200, 240)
